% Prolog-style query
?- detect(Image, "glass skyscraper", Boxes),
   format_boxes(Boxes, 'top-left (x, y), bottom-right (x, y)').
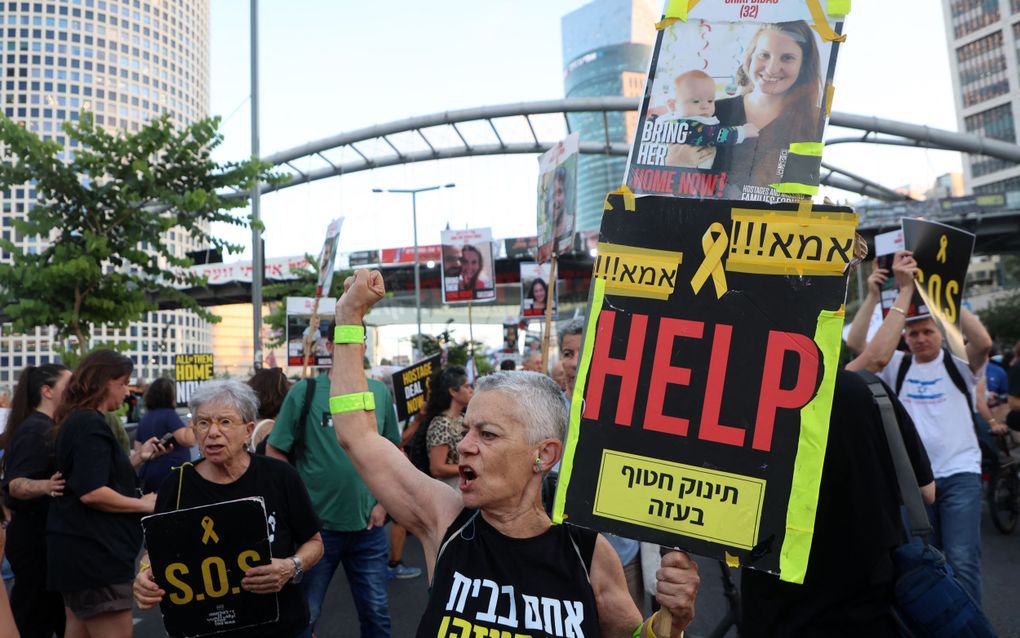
top-left (942, 0), bottom-right (1020, 194)
top-left (0, 0), bottom-right (211, 385)
top-left (561, 0), bottom-right (656, 231)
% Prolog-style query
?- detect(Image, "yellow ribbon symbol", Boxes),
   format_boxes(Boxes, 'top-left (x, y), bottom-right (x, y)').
top-left (201, 516), bottom-right (219, 545)
top-left (936, 235), bottom-right (948, 264)
top-left (691, 222), bottom-right (728, 298)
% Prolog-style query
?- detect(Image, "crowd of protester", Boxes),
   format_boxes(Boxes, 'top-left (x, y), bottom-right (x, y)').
top-left (0, 252), bottom-right (1017, 637)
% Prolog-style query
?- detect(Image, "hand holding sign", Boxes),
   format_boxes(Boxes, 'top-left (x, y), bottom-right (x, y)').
top-left (891, 250), bottom-right (917, 290)
top-left (240, 558), bottom-right (294, 594)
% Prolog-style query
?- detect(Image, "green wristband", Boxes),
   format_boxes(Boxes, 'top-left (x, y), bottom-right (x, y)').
top-left (334, 325), bottom-right (365, 344)
top-left (329, 392), bottom-right (375, 415)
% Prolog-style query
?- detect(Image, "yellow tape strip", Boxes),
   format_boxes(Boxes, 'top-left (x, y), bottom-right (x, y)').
top-left (725, 551), bottom-right (740, 568)
top-left (807, 0), bottom-right (847, 42)
top-left (655, 0), bottom-right (700, 29)
top-left (788, 142), bottom-right (824, 157)
top-left (797, 200), bottom-right (814, 213)
top-left (607, 184), bottom-right (636, 212)
top-left (824, 84), bottom-right (835, 117)
top-left (779, 308), bottom-right (843, 583)
top-left (827, 0), bottom-right (851, 17)
top-left (772, 181), bottom-right (820, 196)
top-left (552, 278), bottom-right (606, 525)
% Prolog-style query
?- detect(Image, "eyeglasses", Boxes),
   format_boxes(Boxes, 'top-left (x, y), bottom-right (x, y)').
top-left (193, 417), bottom-right (246, 433)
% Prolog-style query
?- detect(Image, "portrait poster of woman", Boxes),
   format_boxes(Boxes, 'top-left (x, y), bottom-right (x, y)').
top-left (519, 261), bottom-right (556, 319)
top-left (536, 132), bottom-right (579, 263)
top-left (440, 228), bottom-right (496, 304)
top-left (626, 3), bottom-right (844, 202)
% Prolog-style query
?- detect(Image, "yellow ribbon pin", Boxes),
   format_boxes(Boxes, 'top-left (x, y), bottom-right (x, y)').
top-left (936, 235), bottom-right (948, 263)
top-left (201, 516), bottom-right (220, 545)
top-left (691, 222), bottom-right (728, 298)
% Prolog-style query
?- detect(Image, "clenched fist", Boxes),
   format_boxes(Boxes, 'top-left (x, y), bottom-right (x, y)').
top-left (336, 269), bottom-right (386, 323)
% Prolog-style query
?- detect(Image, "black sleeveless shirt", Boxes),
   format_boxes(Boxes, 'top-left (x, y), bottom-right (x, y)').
top-left (417, 509), bottom-right (602, 638)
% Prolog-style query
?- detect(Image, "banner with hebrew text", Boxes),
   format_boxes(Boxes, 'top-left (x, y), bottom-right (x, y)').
top-left (554, 194), bottom-right (856, 582)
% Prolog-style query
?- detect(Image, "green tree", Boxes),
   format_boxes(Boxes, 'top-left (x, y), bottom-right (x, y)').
top-left (0, 112), bottom-right (274, 355)
top-left (978, 290), bottom-right (1020, 344)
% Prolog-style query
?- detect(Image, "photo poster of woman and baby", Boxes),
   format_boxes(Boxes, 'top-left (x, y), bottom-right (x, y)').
top-left (441, 228), bottom-right (497, 304)
top-left (536, 132), bottom-right (579, 263)
top-left (626, 2), bottom-right (845, 203)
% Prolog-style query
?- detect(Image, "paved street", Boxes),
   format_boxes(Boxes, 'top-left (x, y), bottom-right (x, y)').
top-left (130, 507), bottom-right (1020, 638)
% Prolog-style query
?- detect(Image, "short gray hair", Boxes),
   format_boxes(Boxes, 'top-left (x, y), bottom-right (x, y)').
top-left (190, 379), bottom-right (260, 423)
top-left (559, 317), bottom-right (585, 338)
top-left (475, 371), bottom-right (567, 444)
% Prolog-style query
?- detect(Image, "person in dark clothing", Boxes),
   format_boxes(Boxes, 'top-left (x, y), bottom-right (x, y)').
top-left (246, 367), bottom-right (291, 455)
top-left (134, 377), bottom-right (194, 493)
top-left (740, 369), bottom-right (935, 637)
top-left (1, 363), bottom-right (70, 638)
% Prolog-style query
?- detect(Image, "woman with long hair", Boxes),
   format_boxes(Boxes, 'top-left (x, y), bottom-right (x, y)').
top-left (409, 366), bottom-right (473, 490)
top-left (247, 368), bottom-right (292, 454)
top-left (457, 244), bottom-right (488, 293)
top-left (1, 363), bottom-right (70, 638)
top-left (134, 377), bottom-right (195, 493)
top-left (47, 349), bottom-right (166, 638)
top-left (526, 277), bottom-right (548, 315)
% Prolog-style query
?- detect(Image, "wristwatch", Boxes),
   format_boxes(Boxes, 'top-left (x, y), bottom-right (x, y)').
top-left (289, 555), bottom-right (304, 584)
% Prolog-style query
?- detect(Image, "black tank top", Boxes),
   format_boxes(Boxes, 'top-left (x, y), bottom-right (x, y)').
top-left (417, 509), bottom-right (602, 638)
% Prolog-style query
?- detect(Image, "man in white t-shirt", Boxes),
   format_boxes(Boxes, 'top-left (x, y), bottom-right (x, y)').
top-left (849, 251), bottom-right (992, 604)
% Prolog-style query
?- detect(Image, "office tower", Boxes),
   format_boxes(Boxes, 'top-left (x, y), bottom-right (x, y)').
top-left (562, 0), bottom-right (657, 232)
top-left (942, 0), bottom-right (1020, 194)
top-left (0, 0), bottom-right (211, 386)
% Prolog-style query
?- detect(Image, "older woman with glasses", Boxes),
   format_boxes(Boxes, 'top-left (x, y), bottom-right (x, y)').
top-left (133, 379), bottom-right (323, 638)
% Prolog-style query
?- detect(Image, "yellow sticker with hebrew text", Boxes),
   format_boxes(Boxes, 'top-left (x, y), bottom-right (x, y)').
top-left (593, 243), bottom-right (683, 301)
top-left (726, 208), bottom-right (858, 277)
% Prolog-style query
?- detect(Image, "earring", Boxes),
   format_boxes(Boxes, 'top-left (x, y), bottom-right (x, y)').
top-left (533, 457), bottom-right (542, 473)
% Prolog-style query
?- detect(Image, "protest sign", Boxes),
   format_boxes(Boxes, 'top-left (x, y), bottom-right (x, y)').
top-left (553, 194), bottom-right (856, 582)
top-left (626, 2), bottom-right (844, 203)
top-left (441, 228), bottom-right (496, 304)
top-left (391, 353), bottom-right (441, 422)
top-left (285, 297), bottom-right (337, 368)
top-left (902, 218), bottom-right (975, 360)
top-left (537, 132), bottom-right (579, 262)
top-left (520, 262), bottom-right (557, 319)
top-left (315, 217), bottom-right (344, 296)
top-left (873, 229), bottom-right (919, 318)
top-left (502, 323), bottom-right (520, 353)
top-left (175, 353), bottom-right (214, 408)
top-left (142, 498), bottom-right (276, 637)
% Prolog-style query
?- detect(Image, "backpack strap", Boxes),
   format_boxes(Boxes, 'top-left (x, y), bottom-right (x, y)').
top-left (895, 353), bottom-right (913, 396)
top-left (940, 349), bottom-right (981, 433)
top-left (290, 377), bottom-right (316, 464)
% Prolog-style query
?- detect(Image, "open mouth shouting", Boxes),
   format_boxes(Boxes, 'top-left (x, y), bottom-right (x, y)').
top-left (459, 465), bottom-right (477, 491)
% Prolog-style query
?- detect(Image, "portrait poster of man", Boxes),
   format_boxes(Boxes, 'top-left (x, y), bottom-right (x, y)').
top-left (441, 228), bottom-right (496, 304)
top-left (285, 297), bottom-right (337, 367)
top-left (626, 2), bottom-right (844, 203)
top-left (537, 132), bottom-right (579, 262)
top-left (519, 261), bottom-right (557, 319)
top-left (554, 193), bottom-right (856, 581)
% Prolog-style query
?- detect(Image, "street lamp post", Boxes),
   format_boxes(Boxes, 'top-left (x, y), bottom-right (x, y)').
top-left (372, 183), bottom-right (456, 356)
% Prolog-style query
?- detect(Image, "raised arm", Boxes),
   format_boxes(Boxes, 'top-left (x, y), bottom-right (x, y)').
top-left (330, 270), bottom-right (462, 559)
top-left (960, 307), bottom-right (992, 375)
top-left (846, 251), bottom-right (916, 373)
top-left (845, 262), bottom-right (887, 355)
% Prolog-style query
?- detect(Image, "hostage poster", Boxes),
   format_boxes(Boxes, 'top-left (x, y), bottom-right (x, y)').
top-left (554, 193), bottom-right (856, 581)
top-left (520, 261), bottom-right (557, 319)
top-left (537, 132), bottom-right (579, 262)
top-left (286, 297), bottom-right (337, 368)
top-left (626, 1), bottom-right (845, 203)
top-left (441, 228), bottom-right (496, 304)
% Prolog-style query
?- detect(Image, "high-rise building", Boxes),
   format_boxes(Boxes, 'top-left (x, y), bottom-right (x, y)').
top-left (562, 0), bottom-right (657, 232)
top-left (0, 0), bottom-right (211, 387)
top-left (942, 0), bottom-right (1020, 194)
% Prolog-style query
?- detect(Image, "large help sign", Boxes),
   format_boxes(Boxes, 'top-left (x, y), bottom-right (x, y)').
top-left (627, 1), bottom-right (845, 203)
top-left (554, 194), bottom-right (855, 582)
top-left (142, 498), bottom-right (277, 637)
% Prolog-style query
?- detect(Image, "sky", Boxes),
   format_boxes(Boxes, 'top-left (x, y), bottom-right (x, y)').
top-left (207, 1), bottom-right (963, 264)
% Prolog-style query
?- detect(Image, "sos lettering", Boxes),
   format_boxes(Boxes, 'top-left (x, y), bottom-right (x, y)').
top-left (164, 549), bottom-right (262, 605)
top-left (915, 267), bottom-right (960, 323)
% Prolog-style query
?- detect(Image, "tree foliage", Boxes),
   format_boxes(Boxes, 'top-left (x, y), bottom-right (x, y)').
top-left (978, 289), bottom-right (1020, 345)
top-left (0, 112), bottom-right (274, 354)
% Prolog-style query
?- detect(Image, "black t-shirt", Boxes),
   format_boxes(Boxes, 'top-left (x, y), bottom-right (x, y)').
top-left (3, 411), bottom-right (57, 515)
top-left (418, 509), bottom-right (601, 638)
top-left (741, 370), bottom-right (934, 637)
top-left (47, 409), bottom-right (144, 592)
top-left (154, 454), bottom-right (320, 638)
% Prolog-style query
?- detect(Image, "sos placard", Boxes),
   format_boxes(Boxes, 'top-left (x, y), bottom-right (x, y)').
top-left (553, 194), bottom-right (855, 582)
top-left (142, 498), bottom-right (277, 637)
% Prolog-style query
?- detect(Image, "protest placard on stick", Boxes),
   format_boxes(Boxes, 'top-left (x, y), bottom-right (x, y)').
top-left (175, 353), bottom-right (214, 408)
top-left (142, 498), bottom-right (277, 637)
top-left (553, 193), bottom-right (856, 582)
top-left (391, 353), bottom-right (441, 422)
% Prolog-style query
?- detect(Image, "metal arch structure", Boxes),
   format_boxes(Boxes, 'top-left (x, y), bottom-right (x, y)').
top-left (242, 96), bottom-right (1020, 203)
